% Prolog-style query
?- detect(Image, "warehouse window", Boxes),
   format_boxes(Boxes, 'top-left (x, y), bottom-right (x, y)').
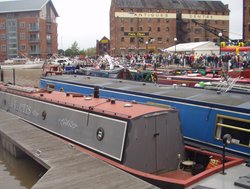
top-left (215, 115), bottom-right (250, 147)
top-left (20, 44), bottom-right (26, 51)
top-left (0, 34), bottom-right (6, 41)
top-left (130, 27), bottom-right (134, 31)
top-left (19, 22), bottom-right (25, 29)
top-left (20, 32), bottom-right (26, 40)
top-left (157, 37), bottom-right (163, 43)
top-left (194, 38), bottom-right (200, 42)
top-left (130, 37), bottom-right (135, 43)
top-left (194, 28), bottom-right (202, 34)
top-left (0, 23), bottom-right (5, 29)
top-left (1, 45), bottom-right (6, 52)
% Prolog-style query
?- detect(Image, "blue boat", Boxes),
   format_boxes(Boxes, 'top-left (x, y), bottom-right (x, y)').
top-left (40, 75), bottom-right (250, 158)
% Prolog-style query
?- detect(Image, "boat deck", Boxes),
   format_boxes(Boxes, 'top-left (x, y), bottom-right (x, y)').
top-left (187, 163), bottom-right (250, 189)
top-left (42, 75), bottom-right (250, 111)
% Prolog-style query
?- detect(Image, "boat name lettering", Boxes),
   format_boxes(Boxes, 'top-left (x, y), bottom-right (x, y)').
top-left (58, 118), bottom-right (78, 129)
top-left (32, 110), bottom-right (39, 117)
top-left (10, 101), bottom-right (31, 115)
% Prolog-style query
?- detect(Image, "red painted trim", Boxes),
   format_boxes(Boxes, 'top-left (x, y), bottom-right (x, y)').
top-left (68, 141), bottom-right (244, 188)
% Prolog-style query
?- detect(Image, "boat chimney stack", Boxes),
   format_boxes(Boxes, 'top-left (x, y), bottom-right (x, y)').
top-left (94, 86), bottom-right (99, 98)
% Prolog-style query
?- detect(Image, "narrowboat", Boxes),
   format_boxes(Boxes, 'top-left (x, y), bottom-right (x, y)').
top-left (40, 75), bottom-right (250, 158)
top-left (0, 83), bottom-right (248, 189)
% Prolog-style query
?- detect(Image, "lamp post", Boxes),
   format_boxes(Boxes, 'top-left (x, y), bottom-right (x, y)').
top-left (174, 37), bottom-right (177, 64)
top-left (221, 134), bottom-right (232, 175)
top-left (218, 32), bottom-right (222, 67)
top-left (145, 41), bottom-right (148, 54)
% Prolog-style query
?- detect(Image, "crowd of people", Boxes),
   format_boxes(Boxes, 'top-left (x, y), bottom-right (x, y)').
top-left (124, 52), bottom-right (250, 70)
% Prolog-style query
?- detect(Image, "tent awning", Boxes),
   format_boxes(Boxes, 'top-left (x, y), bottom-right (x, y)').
top-left (164, 41), bottom-right (219, 54)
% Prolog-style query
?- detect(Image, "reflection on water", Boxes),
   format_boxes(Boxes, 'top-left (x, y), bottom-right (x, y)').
top-left (0, 145), bottom-right (47, 189)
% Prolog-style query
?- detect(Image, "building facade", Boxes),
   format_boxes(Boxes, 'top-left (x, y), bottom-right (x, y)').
top-left (243, 0), bottom-right (250, 44)
top-left (0, 0), bottom-right (58, 61)
top-left (96, 36), bottom-right (110, 56)
top-left (110, 0), bottom-right (230, 56)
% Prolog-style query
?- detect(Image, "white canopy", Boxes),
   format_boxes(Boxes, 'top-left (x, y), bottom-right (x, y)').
top-left (164, 41), bottom-right (220, 55)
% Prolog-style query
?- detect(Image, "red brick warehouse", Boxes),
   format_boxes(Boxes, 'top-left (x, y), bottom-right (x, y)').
top-left (109, 0), bottom-right (230, 56)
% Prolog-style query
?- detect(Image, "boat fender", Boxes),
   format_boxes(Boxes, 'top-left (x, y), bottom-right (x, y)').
top-left (206, 158), bottom-right (222, 169)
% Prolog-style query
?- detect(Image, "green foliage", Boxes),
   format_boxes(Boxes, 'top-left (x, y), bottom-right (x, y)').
top-left (62, 41), bottom-right (96, 57)
top-left (64, 48), bottom-right (73, 57)
top-left (58, 49), bottom-right (65, 56)
top-left (70, 41), bottom-right (80, 56)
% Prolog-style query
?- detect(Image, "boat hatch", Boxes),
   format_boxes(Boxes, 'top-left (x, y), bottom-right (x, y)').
top-left (215, 114), bottom-right (250, 148)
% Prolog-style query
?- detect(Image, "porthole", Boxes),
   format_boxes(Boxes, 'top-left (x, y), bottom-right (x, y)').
top-left (96, 127), bottom-right (104, 141)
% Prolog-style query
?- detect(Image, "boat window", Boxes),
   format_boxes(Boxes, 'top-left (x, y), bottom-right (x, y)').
top-left (215, 115), bottom-right (250, 147)
top-left (46, 83), bottom-right (55, 92)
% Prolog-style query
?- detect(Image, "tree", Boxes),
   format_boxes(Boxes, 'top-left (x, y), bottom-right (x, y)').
top-left (58, 49), bottom-right (65, 56)
top-left (71, 41), bottom-right (80, 57)
top-left (85, 47), bottom-right (96, 57)
top-left (64, 48), bottom-right (73, 57)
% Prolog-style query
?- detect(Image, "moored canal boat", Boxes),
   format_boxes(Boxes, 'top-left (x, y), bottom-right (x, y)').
top-left (0, 83), bottom-right (248, 189)
top-left (40, 75), bottom-right (250, 158)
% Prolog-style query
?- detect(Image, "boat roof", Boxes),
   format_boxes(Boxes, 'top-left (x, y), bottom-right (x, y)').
top-left (0, 84), bottom-right (171, 119)
top-left (41, 75), bottom-right (250, 112)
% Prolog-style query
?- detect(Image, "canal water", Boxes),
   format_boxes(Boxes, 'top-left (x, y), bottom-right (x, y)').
top-left (0, 68), bottom-right (46, 189)
top-left (0, 144), bottom-right (47, 189)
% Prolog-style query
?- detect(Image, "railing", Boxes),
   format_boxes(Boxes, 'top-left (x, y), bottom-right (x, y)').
top-left (216, 76), bottom-right (240, 92)
top-left (29, 38), bottom-right (40, 43)
top-left (29, 27), bottom-right (40, 32)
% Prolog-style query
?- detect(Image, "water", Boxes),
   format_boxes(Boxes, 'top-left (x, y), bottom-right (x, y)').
top-left (0, 68), bottom-right (46, 189)
top-left (0, 145), bottom-right (47, 189)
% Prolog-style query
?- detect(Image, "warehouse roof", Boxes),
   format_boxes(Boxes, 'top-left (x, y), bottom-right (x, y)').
top-left (0, 0), bottom-right (59, 16)
top-left (114, 0), bottom-right (229, 12)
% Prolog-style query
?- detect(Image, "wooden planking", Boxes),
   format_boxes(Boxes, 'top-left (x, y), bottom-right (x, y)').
top-left (0, 110), bottom-right (158, 189)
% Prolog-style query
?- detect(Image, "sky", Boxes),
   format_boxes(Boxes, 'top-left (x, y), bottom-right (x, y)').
top-left (0, 0), bottom-right (243, 50)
